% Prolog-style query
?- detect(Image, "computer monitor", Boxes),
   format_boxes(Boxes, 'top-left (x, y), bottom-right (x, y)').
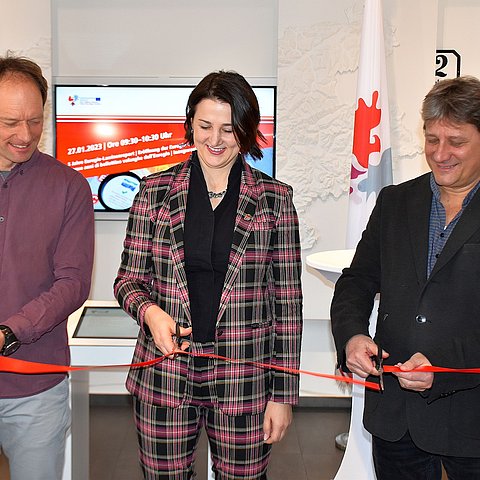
top-left (54, 84), bottom-right (276, 216)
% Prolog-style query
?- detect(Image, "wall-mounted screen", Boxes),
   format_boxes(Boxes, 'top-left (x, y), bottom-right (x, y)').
top-left (54, 85), bottom-right (276, 215)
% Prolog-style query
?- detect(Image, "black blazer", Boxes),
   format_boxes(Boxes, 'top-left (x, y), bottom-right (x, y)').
top-left (331, 173), bottom-right (480, 457)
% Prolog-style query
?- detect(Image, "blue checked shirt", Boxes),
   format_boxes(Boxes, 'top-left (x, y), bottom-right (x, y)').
top-left (428, 173), bottom-right (480, 277)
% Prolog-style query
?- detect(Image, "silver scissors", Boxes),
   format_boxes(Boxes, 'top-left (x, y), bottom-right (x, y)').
top-left (373, 345), bottom-right (384, 393)
top-left (175, 323), bottom-right (182, 349)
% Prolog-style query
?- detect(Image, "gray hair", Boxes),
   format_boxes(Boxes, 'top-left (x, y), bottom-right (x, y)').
top-left (422, 76), bottom-right (480, 131)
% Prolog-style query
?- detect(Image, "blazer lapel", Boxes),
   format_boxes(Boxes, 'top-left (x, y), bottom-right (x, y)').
top-left (430, 187), bottom-right (480, 278)
top-left (168, 162), bottom-right (191, 320)
top-left (406, 174), bottom-right (432, 284)
top-left (217, 163), bottom-right (258, 323)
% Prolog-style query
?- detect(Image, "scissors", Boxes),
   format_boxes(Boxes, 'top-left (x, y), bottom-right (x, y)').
top-left (373, 345), bottom-right (384, 393)
top-left (175, 323), bottom-right (183, 350)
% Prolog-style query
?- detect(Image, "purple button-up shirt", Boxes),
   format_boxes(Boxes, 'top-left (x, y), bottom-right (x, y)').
top-left (0, 150), bottom-right (94, 398)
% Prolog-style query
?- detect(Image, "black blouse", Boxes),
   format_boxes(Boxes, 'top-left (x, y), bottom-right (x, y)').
top-left (183, 154), bottom-right (242, 343)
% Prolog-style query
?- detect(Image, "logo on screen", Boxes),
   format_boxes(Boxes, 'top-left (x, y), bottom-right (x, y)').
top-left (68, 95), bottom-right (79, 106)
top-left (67, 95), bottom-right (101, 106)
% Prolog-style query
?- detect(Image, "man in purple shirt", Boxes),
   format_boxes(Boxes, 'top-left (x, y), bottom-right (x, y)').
top-left (0, 54), bottom-right (94, 479)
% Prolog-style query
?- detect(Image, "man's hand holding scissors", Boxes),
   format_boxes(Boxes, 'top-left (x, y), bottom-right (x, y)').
top-left (345, 334), bottom-right (389, 391)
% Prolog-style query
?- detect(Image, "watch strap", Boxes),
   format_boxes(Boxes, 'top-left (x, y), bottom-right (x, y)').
top-left (0, 325), bottom-right (20, 356)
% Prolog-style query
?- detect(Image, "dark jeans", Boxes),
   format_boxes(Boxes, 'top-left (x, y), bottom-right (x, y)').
top-left (372, 431), bottom-right (480, 480)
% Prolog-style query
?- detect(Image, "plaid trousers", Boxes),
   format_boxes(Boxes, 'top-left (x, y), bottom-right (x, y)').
top-left (134, 344), bottom-right (271, 480)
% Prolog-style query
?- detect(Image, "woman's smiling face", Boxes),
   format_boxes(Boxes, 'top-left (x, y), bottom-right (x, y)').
top-left (192, 98), bottom-right (240, 173)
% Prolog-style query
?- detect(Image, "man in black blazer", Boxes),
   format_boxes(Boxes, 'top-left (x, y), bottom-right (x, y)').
top-left (331, 76), bottom-right (480, 479)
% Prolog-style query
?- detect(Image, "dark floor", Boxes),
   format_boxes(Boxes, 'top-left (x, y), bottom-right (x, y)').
top-left (90, 396), bottom-right (350, 480)
top-left (0, 397), bottom-right (448, 479)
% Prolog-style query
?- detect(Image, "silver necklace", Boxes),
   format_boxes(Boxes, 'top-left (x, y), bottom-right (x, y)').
top-left (208, 189), bottom-right (227, 199)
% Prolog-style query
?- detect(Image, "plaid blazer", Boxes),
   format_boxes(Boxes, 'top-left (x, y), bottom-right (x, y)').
top-left (115, 156), bottom-right (303, 415)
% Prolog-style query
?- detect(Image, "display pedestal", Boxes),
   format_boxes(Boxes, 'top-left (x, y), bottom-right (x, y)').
top-left (63, 300), bottom-right (136, 480)
top-left (306, 250), bottom-right (377, 480)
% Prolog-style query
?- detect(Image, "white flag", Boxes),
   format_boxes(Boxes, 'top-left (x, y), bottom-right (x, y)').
top-left (346, 0), bottom-right (393, 249)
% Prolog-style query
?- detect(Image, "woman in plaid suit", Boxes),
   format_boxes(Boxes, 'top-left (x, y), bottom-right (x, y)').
top-left (114, 71), bottom-right (303, 479)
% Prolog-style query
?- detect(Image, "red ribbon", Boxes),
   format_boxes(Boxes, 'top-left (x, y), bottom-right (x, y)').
top-left (383, 365), bottom-right (480, 374)
top-left (3, 353), bottom-right (478, 392)
top-left (0, 351), bottom-right (383, 391)
top-left (0, 356), bottom-right (163, 374)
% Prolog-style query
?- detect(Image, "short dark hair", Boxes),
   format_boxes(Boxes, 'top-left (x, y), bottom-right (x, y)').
top-left (184, 71), bottom-right (266, 160)
top-left (0, 53), bottom-right (48, 106)
top-left (422, 76), bottom-right (480, 131)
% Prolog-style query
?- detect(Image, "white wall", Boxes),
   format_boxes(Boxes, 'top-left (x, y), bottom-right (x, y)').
top-left (1, 0), bottom-right (52, 152)
top-left (52, 0), bottom-right (278, 82)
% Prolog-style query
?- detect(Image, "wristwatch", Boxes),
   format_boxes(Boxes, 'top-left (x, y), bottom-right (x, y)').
top-left (0, 325), bottom-right (21, 356)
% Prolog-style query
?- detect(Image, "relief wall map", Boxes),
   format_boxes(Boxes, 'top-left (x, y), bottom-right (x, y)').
top-left (276, 3), bottom-right (423, 250)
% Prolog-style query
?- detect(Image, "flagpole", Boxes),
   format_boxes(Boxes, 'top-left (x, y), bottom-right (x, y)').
top-left (346, 0), bottom-right (392, 249)
top-left (335, 0), bottom-right (392, 478)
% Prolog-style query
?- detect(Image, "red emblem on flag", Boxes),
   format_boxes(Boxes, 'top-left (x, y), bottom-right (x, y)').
top-left (352, 90), bottom-right (381, 170)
